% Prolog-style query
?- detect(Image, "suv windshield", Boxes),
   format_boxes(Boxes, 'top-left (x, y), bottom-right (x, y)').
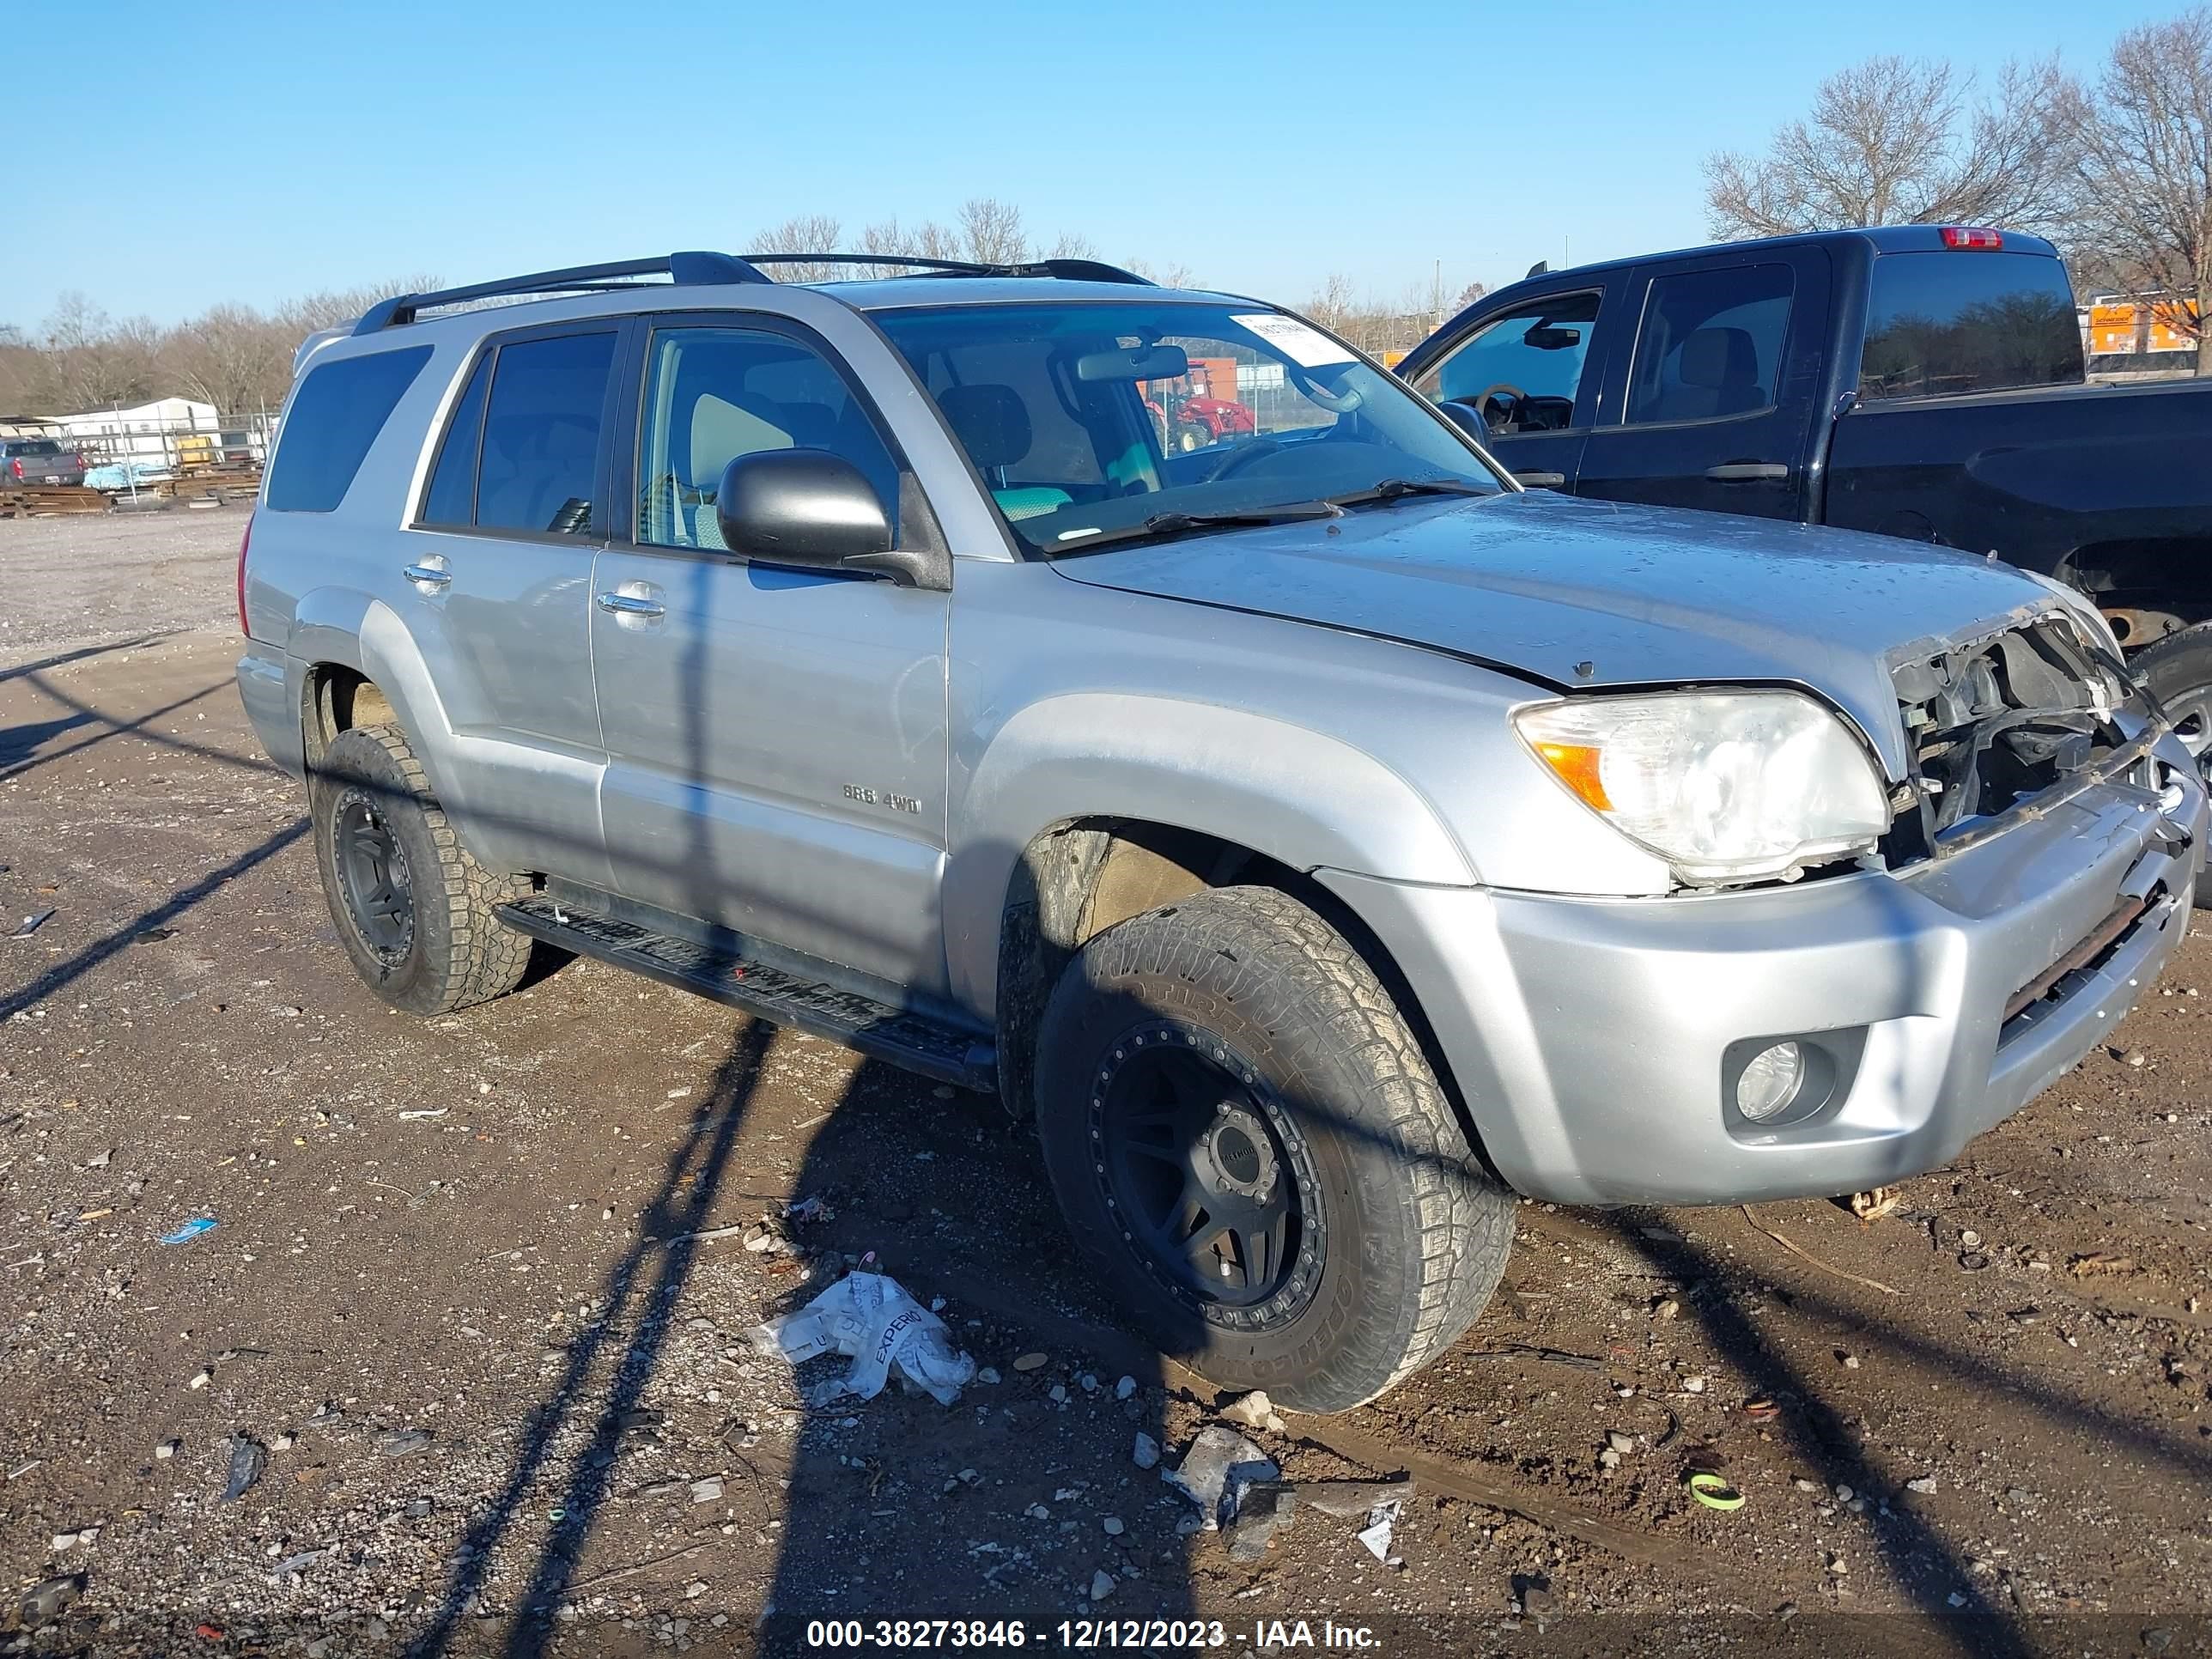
top-left (872, 301), bottom-right (1504, 553)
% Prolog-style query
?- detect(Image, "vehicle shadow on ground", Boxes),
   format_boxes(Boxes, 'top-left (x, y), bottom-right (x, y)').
top-left (386, 1017), bottom-right (1189, 1658)
top-left (1595, 1215), bottom-right (2039, 1658)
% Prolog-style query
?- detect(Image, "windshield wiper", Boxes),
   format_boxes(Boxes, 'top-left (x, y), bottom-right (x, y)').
top-left (1326, 477), bottom-right (1494, 507)
top-left (1045, 500), bottom-right (1344, 554)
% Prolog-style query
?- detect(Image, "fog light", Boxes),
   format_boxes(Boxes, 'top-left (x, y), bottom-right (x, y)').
top-left (1735, 1041), bottom-right (1805, 1121)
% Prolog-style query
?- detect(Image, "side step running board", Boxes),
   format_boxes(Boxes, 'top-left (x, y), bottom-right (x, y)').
top-left (497, 894), bottom-right (995, 1093)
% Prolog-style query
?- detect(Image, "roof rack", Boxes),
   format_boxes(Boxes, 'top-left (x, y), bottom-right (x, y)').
top-left (352, 251), bottom-right (770, 334)
top-left (743, 252), bottom-right (1155, 285)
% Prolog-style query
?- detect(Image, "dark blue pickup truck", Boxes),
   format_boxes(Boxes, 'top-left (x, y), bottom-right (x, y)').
top-left (1397, 225), bottom-right (2212, 786)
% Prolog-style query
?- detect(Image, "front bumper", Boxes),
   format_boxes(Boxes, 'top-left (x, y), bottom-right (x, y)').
top-left (1322, 739), bottom-right (2204, 1207)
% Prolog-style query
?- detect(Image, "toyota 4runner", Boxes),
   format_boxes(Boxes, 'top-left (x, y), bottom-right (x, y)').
top-left (235, 250), bottom-right (2204, 1411)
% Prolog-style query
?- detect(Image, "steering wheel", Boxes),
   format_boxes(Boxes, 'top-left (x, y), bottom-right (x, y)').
top-left (1196, 436), bottom-right (1284, 483)
top-left (1475, 382), bottom-right (1530, 431)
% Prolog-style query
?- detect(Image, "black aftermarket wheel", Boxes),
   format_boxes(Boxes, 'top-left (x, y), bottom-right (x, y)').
top-left (1034, 886), bottom-right (1514, 1412)
top-left (311, 725), bottom-right (532, 1013)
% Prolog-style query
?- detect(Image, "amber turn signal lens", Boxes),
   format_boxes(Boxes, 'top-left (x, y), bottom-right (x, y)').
top-left (1534, 740), bottom-right (1612, 811)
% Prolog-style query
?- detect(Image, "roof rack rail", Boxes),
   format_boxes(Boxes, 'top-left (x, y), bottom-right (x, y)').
top-left (352, 251), bottom-right (770, 335)
top-left (743, 252), bottom-right (1155, 286)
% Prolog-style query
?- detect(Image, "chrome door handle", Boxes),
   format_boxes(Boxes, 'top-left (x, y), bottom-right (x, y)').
top-left (402, 563), bottom-right (452, 587)
top-left (596, 592), bottom-right (665, 618)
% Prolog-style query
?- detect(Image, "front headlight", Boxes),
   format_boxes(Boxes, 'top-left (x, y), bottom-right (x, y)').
top-left (1515, 690), bottom-right (1891, 884)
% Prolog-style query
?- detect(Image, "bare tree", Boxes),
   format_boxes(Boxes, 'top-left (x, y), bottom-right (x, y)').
top-left (1304, 273), bottom-right (1358, 332)
top-left (2059, 8), bottom-right (2212, 374)
top-left (1451, 279), bottom-right (1488, 312)
top-left (750, 215), bottom-right (847, 283)
top-left (1127, 256), bottom-right (1197, 289)
top-left (957, 198), bottom-right (1028, 265)
top-left (1036, 229), bottom-right (1099, 262)
top-left (167, 303), bottom-right (289, 413)
top-left (1704, 56), bottom-right (2073, 240)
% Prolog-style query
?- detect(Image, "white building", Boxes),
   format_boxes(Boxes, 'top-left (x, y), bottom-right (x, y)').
top-left (52, 397), bottom-right (222, 465)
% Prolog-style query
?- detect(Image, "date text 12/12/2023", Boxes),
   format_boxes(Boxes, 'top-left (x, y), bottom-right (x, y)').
top-left (800, 1618), bottom-right (1388, 1650)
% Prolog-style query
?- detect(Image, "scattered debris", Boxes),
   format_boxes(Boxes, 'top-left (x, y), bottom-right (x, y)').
top-left (1848, 1187), bottom-right (1899, 1223)
top-left (2070, 1252), bottom-right (2139, 1278)
top-left (157, 1217), bottom-right (218, 1246)
top-left (1354, 1498), bottom-right (1401, 1562)
top-left (154, 1439), bottom-right (179, 1461)
top-left (1742, 1397), bottom-right (1780, 1422)
top-left (1607, 1431), bottom-right (1635, 1455)
top-left (20, 1575), bottom-right (83, 1630)
top-left (1012, 1352), bottom-right (1049, 1372)
top-left (691, 1477), bottom-right (724, 1504)
top-left (374, 1429), bottom-right (432, 1458)
top-left (1163, 1425), bottom-right (1279, 1529)
top-left (1132, 1432), bottom-right (1160, 1471)
top-left (1291, 1479), bottom-right (1416, 1519)
top-left (1680, 1375), bottom-right (1707, 1395)
top-left (1089, 1570), bottom-right (1115, 1601)
top-left (1740, 1205), bottom-right (1899, 1295)
top-left (750, 1270), bottom-right (975, 1407)
top-left (1101, 1516), bottom-right (1124, 1535)
top-left (11, 908), bottom-right (57, 939)
top-left (396, 1109), bottom-right (448, 1121)
top-left (1906, 1477), bottom-right (1939, 1495)
top-left (1686, 1471), bottom-right (1745, 1511)
top-left (1115, 1375), bottom-right (1136, 1400)
top-left (1228, 1481), bottom-right (1298, 1562)
top-left (221, 1436), bottom-right (266, 1502)
top-left (1218, 1389), bottom-right (1287, 1434)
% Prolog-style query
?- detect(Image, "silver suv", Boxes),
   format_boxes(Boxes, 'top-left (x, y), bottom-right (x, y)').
top-left (235, 250), bottom-right (2203, 1411)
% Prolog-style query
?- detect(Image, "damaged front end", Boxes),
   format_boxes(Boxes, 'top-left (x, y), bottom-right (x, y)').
top-left (1883, 611), bottom-right (2166, 865)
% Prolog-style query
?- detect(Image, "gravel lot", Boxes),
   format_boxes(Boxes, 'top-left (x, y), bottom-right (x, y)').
top-left (3, 507), bottom-right (2209, 1657)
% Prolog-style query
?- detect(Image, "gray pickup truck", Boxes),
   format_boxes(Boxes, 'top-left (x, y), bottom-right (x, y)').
top-left (235, 251), bottom-right (2203, 1410)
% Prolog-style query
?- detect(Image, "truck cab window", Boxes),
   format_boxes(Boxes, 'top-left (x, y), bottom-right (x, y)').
top-left (1415, 292), bottom-right (1599, 434)
top-left (1858, 252), bottom-right (2084, 399)
top-left (1626, 264), bottom-right (1793, 426)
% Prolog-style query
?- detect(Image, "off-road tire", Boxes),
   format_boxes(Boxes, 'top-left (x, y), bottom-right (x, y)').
top-left (310, 724), bottom-right (532, 1013)
top-left (1034, 885), bottom-right (1514, 1412)
top-left (1175, 421), bottom-right (1210, 453)
top-left (2134, 623), bottom-right (2212, 908)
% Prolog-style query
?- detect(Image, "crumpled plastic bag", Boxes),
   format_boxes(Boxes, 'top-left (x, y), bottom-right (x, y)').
top-left (749, 1270), bottom-right (975, 1407)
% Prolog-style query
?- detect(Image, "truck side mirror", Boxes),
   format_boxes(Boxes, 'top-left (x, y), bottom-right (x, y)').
top-left (715, 450), bottom-right (938, 588)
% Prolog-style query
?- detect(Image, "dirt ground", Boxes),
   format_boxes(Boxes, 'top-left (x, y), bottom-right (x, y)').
top-left (3, 506), bottom-right (2209, 1659)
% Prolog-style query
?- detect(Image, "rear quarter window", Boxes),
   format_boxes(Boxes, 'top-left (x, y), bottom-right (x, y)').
top-left (1859, 252), bottom-right (2083, 399)
top-left (266, 346), bottom-right (434, 512)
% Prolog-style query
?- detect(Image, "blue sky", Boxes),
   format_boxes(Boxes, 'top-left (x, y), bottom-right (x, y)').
top-left (7, 0), bottom-right (2177, 326)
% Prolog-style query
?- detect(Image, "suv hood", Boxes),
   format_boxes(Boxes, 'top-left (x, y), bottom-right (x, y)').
top-left (1050, 489), bottom-right (2075, 780)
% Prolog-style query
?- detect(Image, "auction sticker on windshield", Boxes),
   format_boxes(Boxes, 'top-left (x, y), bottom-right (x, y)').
top-left (1233, 313), bottom-right (1355, 368)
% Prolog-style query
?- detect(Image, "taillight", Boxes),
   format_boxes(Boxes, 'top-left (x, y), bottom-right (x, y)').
top-left (7, 459), bottom-right (20, 480)
top-left (236, 510), bottom-right (254, 635)
top-left (1940, 226), bottom-right (2004, 250)
top-left (75, 453), bottom-right (88, 470)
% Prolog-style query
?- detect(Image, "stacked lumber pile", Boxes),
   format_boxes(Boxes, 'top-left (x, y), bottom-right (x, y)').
top-left (0, 485), bottom-right (108, 518)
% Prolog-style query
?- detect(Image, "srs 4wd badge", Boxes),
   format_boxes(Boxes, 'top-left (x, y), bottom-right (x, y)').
top-left (842, 783), bottom-right (922, 815)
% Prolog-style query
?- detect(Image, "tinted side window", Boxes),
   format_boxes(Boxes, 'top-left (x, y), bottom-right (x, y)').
top-left (10, 440), bottom-right (62, 457)
top-left (1859, 252), bottom-right (2084, 399)
top-left (420, 353), bottom-right (491, 527)
top-left (637, 326), bottom-right (898, 550)
top-left (1415, 291), bottom-right (1600, 434)
top-left (474, 331), bottom-right (617, 536)
top-left (265, 346), bottom-right (433, 512)
top-left (1626, 264), bottom-right (1793, 425)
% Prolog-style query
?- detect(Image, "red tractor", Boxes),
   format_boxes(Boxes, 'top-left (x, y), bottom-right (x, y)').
top-left (1145, 387), bottom-right (1258, 453)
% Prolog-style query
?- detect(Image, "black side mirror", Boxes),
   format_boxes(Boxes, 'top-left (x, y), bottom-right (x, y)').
top-left (716, 449), bottom-right (938, 588)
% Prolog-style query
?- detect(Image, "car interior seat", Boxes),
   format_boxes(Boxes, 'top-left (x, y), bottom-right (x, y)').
top-left (937, 383), bottom-right (1072, 522)
top-left (1674, 327), bottom-right (1765, 419)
